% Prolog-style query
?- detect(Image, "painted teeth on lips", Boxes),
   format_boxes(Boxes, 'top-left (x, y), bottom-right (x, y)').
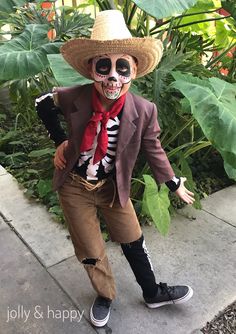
top-left (104, 84), bottom-right (121, 88)
top-left (105, 86), bottom-right (121, 91)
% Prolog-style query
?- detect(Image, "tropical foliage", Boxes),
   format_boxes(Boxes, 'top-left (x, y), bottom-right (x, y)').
top-left (0, 0), bottom-right (235, 235)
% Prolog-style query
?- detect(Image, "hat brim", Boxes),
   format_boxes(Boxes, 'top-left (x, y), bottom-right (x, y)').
top-left (60, 37), bottom-right (163, 79)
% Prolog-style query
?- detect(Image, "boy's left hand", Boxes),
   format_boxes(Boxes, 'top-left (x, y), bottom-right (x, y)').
top-left (175, 177), bottom-right (195, 205)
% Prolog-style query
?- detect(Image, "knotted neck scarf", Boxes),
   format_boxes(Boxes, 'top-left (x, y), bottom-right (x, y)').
top-left (80, 86), bottom-right (126, 164)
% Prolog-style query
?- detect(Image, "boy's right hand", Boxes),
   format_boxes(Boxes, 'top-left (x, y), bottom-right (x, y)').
top-left (54, 140), bottom-right (68, 170)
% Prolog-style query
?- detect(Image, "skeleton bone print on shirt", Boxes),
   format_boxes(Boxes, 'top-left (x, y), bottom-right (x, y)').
top-left (76, 114), bottom-right (121, 180)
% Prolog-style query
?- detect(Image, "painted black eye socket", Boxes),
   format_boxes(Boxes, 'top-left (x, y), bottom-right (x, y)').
top-left (96, 58), bottom-right (111, 75)
top-left (116, 58), bottom-right (131, 77)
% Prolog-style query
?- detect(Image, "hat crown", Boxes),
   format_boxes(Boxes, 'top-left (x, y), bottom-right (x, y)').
top-left (91, 10), bottom-right (132, 41)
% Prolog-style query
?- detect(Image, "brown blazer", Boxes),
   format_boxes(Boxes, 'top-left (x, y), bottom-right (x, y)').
top-left (53, 84), bottom-right (174, 207)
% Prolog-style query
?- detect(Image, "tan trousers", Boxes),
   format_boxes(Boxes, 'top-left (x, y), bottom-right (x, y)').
top-left (58, 172), bottom-right (142, 300)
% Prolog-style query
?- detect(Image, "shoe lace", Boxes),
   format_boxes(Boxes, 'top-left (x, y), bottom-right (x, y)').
top-left (96, 297), bottom-right (111, 308)
top-left (159, 282), bottom-right (175, 303)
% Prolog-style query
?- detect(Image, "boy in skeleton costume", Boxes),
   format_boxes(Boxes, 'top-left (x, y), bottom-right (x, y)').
top-left (36, 10), bottom-right (194, 328)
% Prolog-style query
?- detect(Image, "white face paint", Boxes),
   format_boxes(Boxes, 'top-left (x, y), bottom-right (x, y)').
top-left (91, 54), bottom-right (135, 100)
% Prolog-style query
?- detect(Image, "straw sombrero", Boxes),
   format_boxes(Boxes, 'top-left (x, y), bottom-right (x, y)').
top-left (60, 10), bottom-right (163, 79)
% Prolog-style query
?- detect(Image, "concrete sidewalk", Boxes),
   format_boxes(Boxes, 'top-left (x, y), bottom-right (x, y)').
top-left (0, 165), bottom-right (235, 334)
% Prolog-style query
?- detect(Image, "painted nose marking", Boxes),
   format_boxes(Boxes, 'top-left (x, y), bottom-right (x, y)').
top-left (108, 76), bottom-right (117, 82)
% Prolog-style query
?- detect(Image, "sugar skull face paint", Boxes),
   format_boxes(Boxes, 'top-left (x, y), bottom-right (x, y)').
top-left (90, 54), bottom-right (136, 100)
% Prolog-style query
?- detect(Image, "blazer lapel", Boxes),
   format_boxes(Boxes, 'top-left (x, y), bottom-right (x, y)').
top-left (116, 92), bottom-right (139, 158)
top-left (70, 84), bottom-right (93, 154)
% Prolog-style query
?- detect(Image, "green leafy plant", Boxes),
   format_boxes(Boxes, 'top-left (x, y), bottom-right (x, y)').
top-left (141, 175), bottom-right (170, 235)
top-left (47, 54), bottom-right (92, 86)
top-left (171, 72), bottom-right (236, 180)
top-left (0, 2), bottom-right (94, 128)
top-left (0, 24), bottom-right (61, 81)
top-left (0, 0), bottom-right (25, 15)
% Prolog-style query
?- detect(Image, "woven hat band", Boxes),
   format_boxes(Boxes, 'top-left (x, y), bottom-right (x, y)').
top-left (91, 10), bottom-right (132, 40)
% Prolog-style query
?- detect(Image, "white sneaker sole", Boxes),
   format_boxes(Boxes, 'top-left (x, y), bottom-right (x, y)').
top-left (90, 303), bottom-right (110, 327)
top-left (145, 286), bottom-right (194, 309)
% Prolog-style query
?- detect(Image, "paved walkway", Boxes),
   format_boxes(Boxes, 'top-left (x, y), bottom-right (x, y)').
top-left (0, 165), bottom-right (235, 334)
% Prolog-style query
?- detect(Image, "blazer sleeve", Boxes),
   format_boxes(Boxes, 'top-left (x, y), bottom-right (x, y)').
top-left (35, 92), bottom-right (68, 147)
top-left (141, 103), bottom-right (175, 184)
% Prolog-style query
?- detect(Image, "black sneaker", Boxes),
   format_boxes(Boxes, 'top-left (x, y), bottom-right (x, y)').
top-left (144, 282), bottom-right (193, 309)
top-left (90, 296), bottom-right (112, 327)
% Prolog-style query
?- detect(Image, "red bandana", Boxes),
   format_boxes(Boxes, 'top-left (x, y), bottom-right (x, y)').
top-left (80, 86), bottom-right (126, 164)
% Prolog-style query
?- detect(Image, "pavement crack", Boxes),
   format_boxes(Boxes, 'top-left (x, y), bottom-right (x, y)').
top-left (202, 209), bottom-right (236, 229)
top-left (0, 213), bottom-right (46, 267)
top-left (0, 211), bottom-right (12, 223)
top-left (46, 254), bottom-right (76, 269)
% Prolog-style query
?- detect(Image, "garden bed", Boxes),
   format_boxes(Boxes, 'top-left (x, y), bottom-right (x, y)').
top-left (202, 301), bottom-right (236, 334)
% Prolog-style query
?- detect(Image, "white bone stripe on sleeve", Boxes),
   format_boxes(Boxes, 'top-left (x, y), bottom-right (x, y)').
top-left (35, 93), bottom-right (53, 107)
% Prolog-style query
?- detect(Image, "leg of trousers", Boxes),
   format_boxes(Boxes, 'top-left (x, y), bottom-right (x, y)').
top-left (58, 173), bottom-right (142, 300)
top-left (121, 234), bottom-right (158, 298)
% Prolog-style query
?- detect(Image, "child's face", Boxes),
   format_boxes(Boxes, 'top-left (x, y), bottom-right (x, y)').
top-left (89, 54), bottom-right (137, 100)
